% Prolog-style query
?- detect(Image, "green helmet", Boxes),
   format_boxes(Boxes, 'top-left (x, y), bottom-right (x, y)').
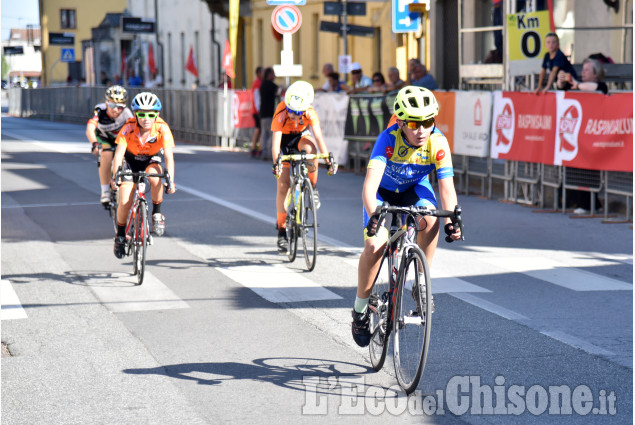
top-left (393, 86), bottom-right (439, 121)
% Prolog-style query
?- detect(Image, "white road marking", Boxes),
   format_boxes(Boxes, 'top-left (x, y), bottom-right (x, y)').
top-left (216, 264), bottom-right (342, 303)
top-left (482, 256), bottom-right (632, 291)
top-left (178, 184), bottom-right (355, 247)
top-left (449, 293), bottom-right (530, 322)
top-left (1, 280), bottom-right (28, 320)
top-left (539, 329), bottom-right (615, 357)
top-left (86, 272), bottom-right (189, 313)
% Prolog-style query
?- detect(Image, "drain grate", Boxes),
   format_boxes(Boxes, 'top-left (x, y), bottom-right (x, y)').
top-left (1, 342), bottom-right (13, 357)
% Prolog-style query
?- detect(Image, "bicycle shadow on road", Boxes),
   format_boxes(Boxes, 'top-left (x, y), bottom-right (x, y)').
top-left (123, 356), bottom-right (399, 396)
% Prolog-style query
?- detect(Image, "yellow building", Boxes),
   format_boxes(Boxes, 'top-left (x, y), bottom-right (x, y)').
top-left (247, 1), bottom-right (427, 89)
top-left (38, 0), bottom-right (127, 85)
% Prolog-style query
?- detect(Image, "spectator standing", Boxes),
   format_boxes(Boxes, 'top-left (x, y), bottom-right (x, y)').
top-left (324, 72), bottom-right (349, 93)
top-left (145, 71), bottom-right (163, 88)
top-left (411, 63), bottom-right (438, 90)
top-left (557, 58), bottom-right (608, 94)
top-left (250, 66), bottom-right (264, 158)
top-left (100, 71), bottom-right (112, 86)
top-left (385, 67), bottom-right (406, 92)
top-left (347, 62), bottom-right (373, 94)
top-left (259, 67), bottom-right (280, 161)
top-left (534, 32), bottom-right (577, 95)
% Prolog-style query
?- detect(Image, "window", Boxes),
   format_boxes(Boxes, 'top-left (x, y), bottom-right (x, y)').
top-left (61, 9), bottom-right (76, 29)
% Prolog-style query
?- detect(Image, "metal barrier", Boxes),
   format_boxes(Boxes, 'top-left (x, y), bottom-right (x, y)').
top-left (465, 156), bottom-right (489, 197)
top-left (562, 167), bottom-right (603, 215)
top-left (603, 171), bottom-right (633, 222)
top-left (452, 154), bottom-right (466, 194)
top-left (489, 158), bottom-right (514, 200)
top-left (540, 164), bottom-right (562, 210)
top-left (8, 86), bottom-right (245, 147)
top-left (514, 161), bottom-right (541, 205)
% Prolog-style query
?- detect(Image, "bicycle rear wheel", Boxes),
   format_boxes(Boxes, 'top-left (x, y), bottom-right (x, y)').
top-left (109, 189), bottom-right (118, 233)
top-left (368, 253), bottom-right (391, 371)
top-left (393, 246), bottom-right (432, 394)
top-left (133, 202), bottom-right (148, 285)
top-left (300, 182), bottom-right (318, 271)
top-left (286, 206), bottom-right (297, 262)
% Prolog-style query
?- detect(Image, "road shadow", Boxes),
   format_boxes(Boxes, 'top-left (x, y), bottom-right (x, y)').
top-left (122, 356), bottom-right (400, 397)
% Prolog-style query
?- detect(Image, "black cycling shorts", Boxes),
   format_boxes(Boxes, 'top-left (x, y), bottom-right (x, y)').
top-left (121, 150), bottom-right (164, 183)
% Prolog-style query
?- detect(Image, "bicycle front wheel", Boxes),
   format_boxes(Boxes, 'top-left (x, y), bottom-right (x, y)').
top-left (110, 189), bottom-right (119, 234)
top-left (134, 202), bottom-right (148, 285)
top-left (393, 246), bottom-right (432, 394)
top-left (286, 206), bottom-right (298, 263)
top-left (368, 252), bottom-right (390, 371)
top-left (300, 182), bottom-right (318, 271)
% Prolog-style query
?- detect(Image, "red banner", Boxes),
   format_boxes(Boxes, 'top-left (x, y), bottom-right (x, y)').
top-left (232, 90), bottom-right (255, 129)
top-left (490, 91), bottom-right (558, 164)
top-left (433, 91), bottom-right (456, 152)
top-left (556, 92), bottom-right (633, 172)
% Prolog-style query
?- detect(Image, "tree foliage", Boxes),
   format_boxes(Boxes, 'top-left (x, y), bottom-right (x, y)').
top-left (1, 54), bottom-right (9, 81)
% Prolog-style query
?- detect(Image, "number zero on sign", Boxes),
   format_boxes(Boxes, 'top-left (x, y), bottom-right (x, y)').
top-left (271, 5), bottom-right (302, 35)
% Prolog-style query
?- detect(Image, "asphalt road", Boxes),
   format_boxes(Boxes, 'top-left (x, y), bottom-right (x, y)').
top-left (1, 116), bottom-right (632, 424)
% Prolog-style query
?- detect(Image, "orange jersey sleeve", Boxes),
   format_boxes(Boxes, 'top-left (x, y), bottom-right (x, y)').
top-left (270, 102), bottom-right (319, 134)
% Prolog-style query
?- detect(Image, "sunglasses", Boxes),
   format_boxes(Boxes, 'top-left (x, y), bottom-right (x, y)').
top-left (135, 111), bottom-right (158, 119)
top-left (351, 70), bottom-right (361, 74)
top-left (286, 107), bottom-right (303, 116)
top-left (107, 102), bottom-right (126, 110)
top-left (405, 118), bottom-right (435, 130)
top-left (372, 79), bottom-right (383, 83)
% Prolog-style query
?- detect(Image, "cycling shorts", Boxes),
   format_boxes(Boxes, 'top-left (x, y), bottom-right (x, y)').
top-left (121, 150), bottom-right (164, 183)
top-left (362, 186), bottom-right (436, 230)
top-left (96, 133), bottom-right (116, 151)
top-left (280, 131), bottom-right (315, 157)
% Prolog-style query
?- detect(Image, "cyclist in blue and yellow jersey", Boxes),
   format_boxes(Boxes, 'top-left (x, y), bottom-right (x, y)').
top-left (86, 85), bottom-right (133, 206)
top-left (111, 92), bottom-right (176, 259)
top-left (271, 80), bottom-right (336, 253)
top-left (351, 86), bottom-right (462, 347)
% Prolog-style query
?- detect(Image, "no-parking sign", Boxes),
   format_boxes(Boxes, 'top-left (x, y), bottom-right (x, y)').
top-left (271, 5), bottom-right (302, 35)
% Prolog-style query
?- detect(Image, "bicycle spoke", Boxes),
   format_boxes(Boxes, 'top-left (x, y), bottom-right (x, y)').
top-left (301, 183), bottom-right (318, 271)
top-left (393, 248), bottom-right (432, 394)
top-left (369, 254), bottom-right (391, 371)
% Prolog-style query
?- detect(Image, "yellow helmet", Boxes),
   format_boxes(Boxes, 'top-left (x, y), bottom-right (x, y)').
top-left (393, 86), bottom-right (439, 121)
top-left (105, 85), bottom-right (128, 104)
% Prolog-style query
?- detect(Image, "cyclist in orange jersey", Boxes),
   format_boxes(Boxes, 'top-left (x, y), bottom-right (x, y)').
top-left (271, 80), bottom-right (336, 253)
top-left (111, 92), bottom-right (176, 259)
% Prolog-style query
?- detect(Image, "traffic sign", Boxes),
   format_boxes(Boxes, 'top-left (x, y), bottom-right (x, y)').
top-left (324, 2), bottom-right (366, 16)
top-left (393, 0), bottom-right (422, 33)
top-left (49, 32), bottom-right (75, 45)
top-left (61, 48), bottom-right (75, 63)
top-left (271, 5), bottom-right (302, 35)
top-left (319, 21), bottom-right (375, 37)
top-left (3, 46), bottom-right (24, 55)
top-left (121, 17), bottom-right (155, 33)
top-left (267, 0), bottom-right (306, 5)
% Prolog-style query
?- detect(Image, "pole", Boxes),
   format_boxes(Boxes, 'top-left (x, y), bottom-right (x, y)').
top-left (342, 0), bottom-right (348, 56)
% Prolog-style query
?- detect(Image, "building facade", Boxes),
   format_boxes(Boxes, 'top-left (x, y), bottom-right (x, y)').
top-left (2, 27), bottom-right (42, 87)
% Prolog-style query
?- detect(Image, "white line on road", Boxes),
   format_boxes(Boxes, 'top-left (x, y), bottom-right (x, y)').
top-left (483, 256), bottom-right (632, 291)
top-left (1, 280), bottom-right (28, 320)
top-left (87, 272), bottom-right (189, 313)
top-left (216, 264), bottom-right (342, 303)
top-left (178, 184), bottom-right (354, 248)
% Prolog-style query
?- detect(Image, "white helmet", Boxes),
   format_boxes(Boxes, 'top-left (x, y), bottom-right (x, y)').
top-left (131, 92), bottom-right (162, 111)
top-left (285, 80), bottom-right (314, 113)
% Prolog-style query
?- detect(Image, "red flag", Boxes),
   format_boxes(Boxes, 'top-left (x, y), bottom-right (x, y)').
top-left (121, 48), bottom-right (126, 76)
top-left (148, 43), bottom-right (157, 75)
top-left (185, 45), bottom-right (198, 78)
top-left (222, 39), bottom-right (235, 79)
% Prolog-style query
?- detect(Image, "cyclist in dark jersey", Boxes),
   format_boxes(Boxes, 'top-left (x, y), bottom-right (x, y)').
top-left (86, 85), bottom-right (133, 206)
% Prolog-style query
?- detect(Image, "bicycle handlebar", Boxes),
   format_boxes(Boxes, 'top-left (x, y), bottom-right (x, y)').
top-left (115, 169), bottom-right (173, 194)
top-left (369, 202), bottom-right (465, 243)
top-left (275, 151), bottom-right (338, 178)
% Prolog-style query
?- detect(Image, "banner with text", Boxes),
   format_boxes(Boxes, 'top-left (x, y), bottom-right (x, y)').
top-left (453, 91), bottom-right (493, 158)
top-left (490, 91), bottom-right (633, 172)
top-left (232, 90), bottom-right (255, 129)
top-left (313, 92), bottom-right (350, 165)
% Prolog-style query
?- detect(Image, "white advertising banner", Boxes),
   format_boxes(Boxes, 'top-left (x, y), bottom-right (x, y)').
top-left (453, 91), bottom-right (492, 158)
top-left (312, 92), bottom-right (349, 165)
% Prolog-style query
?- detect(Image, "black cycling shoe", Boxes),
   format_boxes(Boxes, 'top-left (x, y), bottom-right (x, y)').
top-left (351, 309), bottom-right (371, 347)
top-left (277, 228), bottom-right (288, 253)
top-left (113, 236), bottom-right (126, 259)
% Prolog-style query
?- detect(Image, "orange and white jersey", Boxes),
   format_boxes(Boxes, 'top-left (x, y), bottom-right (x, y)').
top-left (115, 117), bottom-right (175, 156)
top-left (270, 101), bottom-right (320, 134)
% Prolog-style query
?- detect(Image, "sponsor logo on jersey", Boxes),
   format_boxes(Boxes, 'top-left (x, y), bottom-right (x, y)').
top-left (398, 145), bottom-right (409, 157)
top-left (436, 149), bottom-right (445, 161)
top-left (385, 146), bottom-right (393, 158)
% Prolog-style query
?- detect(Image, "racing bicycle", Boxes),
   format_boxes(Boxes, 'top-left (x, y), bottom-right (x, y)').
top-left (276, 151), bottom-right (337, 271)
top-left (366, 203), bottom-right (464, 394)
top-left (115, 169), bottom-right (170, 285)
